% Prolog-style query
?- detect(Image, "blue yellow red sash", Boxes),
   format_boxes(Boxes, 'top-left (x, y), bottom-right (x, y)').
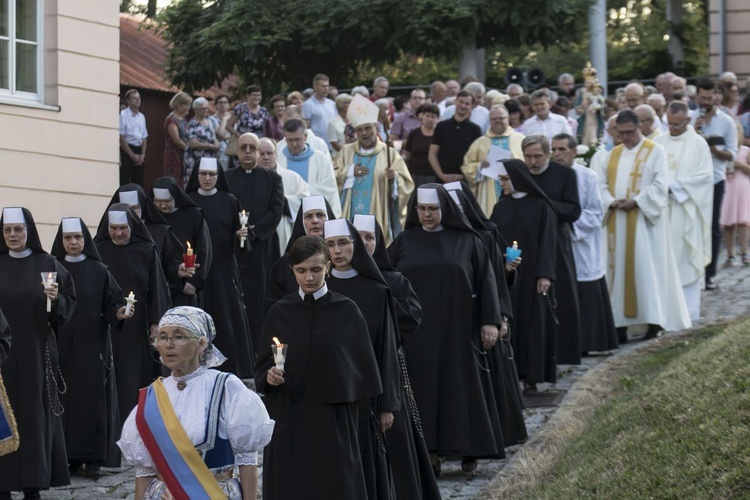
top-left (0, 373), bottom-right (19, 457)
top-left (136, 379), bottom-right (227, 500)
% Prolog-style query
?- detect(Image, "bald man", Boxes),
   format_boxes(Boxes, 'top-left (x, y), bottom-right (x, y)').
top-left (624, 83), bottom-right (646, 109)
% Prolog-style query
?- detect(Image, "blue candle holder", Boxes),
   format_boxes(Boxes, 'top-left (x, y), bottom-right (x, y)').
top-left (506, 246), bottom-right (522, 262)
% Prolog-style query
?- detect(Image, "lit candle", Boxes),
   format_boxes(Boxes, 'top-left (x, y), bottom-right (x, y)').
top-left (239, 210), bottom-right (249, 248)
top-left (272, 336), bottom-right (287, 370)
top-left (186, 241), bottom-right (193, 256)
top-left (183, 241), bottom-right (196, 268)
top-left (506, 241), bottom-right (522, 263)
top-left (125, 291), bottom-right (137, 316)
top-left (513, 241), bottom-right (518, 249)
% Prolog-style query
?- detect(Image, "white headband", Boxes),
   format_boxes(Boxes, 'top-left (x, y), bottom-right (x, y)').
top-left (443, 181), bottom-right (462, 192)
top-left (352, 214), bottom-right (376, 234)
top-left (199, 157), bottom-right (218, 172)
top-left (417, 188), bottom-right (440, 205)
top-left (153, 188), bottom-right (172, 200)
top-left (119, 191), bottom-right (140, 206)
top-left (61, 217), bottom-right (83, 233)
top-left (497, 162), bottom-right (509, 176)
top-left (108, 211), bottom-right (128, 225)
top-left (449, 190), bottom-right (462, 209)
top-left (2, 208), bottom-right (25, 225)
top-left (302, 195), bottom-right (327, 213)
top-left (324, 219), bottom-right (352, 239)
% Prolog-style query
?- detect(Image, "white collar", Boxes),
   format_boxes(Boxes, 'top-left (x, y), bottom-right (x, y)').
top-left (65, 254), bottom-right (87, 262)
top-left (331, 268), bottom-right (359, 279)
top-left (9, 248), bottom-right (32, 258)
top-left (422, 224), bottom-right (444, 232)
top-left (511, 192), bottom-right (528, 198)
top-left (298, 282), bottom-right (329, 301)
top-left (198, 188), bottom-right (218, 196)
top-left (359, 146), bottom-right (375, 155)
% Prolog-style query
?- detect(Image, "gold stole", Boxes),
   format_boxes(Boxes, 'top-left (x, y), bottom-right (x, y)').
top-left (606, 139), bottom-right (656, 317)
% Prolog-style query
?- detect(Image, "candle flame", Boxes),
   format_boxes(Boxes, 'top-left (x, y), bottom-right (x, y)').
top-left (272, 337), bottom-right (283, 347)
top-left (186, 241), bottom-right (192, 250)
top-left (513, 241), bottom-right (517, 246)
top-left (47, 272), bottom-right (53, 279)
top-left (242, 210), bottom-right (246, 216)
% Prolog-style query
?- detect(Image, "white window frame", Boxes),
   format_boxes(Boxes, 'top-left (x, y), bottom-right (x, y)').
top-left (0, 0), bottom-right (44, 103)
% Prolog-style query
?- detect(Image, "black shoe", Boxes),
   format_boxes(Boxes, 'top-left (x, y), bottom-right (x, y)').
top-left (69, 461), bottom-right (83, 477)
top-left (0, 491), bottom-right (12, 500)
top-left (461, 457), bottom-right (478, 472)
top-left (23, 490), bottom-right (41, 500)
top-left (706, 277), bottom-right (718, 290)
top-left (82, 463), bottom-right (101, 477)
top-left (645, 324), bottom-right (663, 340)
top-left (617, 327), bottom-right (628, 345)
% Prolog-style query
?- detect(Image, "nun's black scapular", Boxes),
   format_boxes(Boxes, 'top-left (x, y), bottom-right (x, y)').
top-left (186, 167), bottom-right (255, 378)
top-left (490, 160), bottom-right (559, 385)
top-left (388, 185), bottom-right (506, 460)
top-left (150, 176), bottom-right (213, 307)
top-left (94, 204), bottom-right (171, 420)
top-left (51, 218), bottom-right (124, 469)
top-left (0, 207), bottom-right (76, 493)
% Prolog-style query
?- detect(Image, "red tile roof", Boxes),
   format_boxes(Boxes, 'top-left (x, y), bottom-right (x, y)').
top-left (120, 14), bottom-right (237, 98)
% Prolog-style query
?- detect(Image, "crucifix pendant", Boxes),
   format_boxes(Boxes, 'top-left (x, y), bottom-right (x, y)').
top-left (177, 381), bottom-right (187, 391)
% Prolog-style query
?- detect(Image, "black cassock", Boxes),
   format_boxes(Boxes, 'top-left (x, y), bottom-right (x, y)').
top-left (327, 272), bottom-right (400, 500)
top-left (0, 308), bottom-right (8, 365)
top-left (389, 223), bottom-right (505, 457)
top-left (96, 230), bottom-right (171, 420)
top-left (0, 252), bottom-right (76, 491)
top-left (491, 179), bottom-right (559, 384)
top-left (56, 257), bottom-right (124, 467)
top-left (188, 189), bottom-right (254, 378)
top-left (532, 162), bottom-right (582, 364)
top-left (226, 167), bottom-right (284, 352)
top-left (256, 289), bottom-right (382, 500)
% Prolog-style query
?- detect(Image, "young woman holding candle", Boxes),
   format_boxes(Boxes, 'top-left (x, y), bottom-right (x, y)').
top-left (0, 207), bottom-right (76, 500)
top-left (51, 217), bottom-right (133, 476)
top-left (256, 235), bottom-right (382, 499)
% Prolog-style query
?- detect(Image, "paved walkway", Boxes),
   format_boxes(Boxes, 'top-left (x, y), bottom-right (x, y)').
top-left (15, 252), bottom-right (749, 499)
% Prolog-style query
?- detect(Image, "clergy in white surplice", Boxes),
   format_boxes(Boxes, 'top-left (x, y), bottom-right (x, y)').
top-left (599, 110), bottom-right (692, 335)
top-left (653, 101), bottom-right (714, 320)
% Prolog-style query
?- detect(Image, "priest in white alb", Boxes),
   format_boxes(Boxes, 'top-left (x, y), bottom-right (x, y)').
top-left (599, 110), bottom-right (691, 338)
top-left (335, 95), bottom-right (414, 245)
top-left (653, 101), bottom-right (713, 320)
top-left (460, 105), bottom-right (525, 217)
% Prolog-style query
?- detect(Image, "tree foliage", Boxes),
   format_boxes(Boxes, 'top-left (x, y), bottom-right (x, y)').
top-left (156, 0), bottom-right (593, 93)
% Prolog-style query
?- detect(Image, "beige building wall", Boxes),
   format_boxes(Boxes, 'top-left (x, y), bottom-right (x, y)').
top-left (0, 0), bottom-right (120, 246)
top-left (709, 0), bottom-right (750, 78)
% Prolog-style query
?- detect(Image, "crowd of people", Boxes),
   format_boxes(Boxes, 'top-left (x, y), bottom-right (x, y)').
top-left (0, 68), bottom-right (746, 499)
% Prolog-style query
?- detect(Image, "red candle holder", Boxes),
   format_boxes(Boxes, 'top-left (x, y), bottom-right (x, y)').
top-left (183, 253), bottom-right (196, 268)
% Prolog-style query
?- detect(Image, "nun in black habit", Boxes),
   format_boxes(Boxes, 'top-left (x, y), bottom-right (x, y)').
top-left (186, 159), bottom-right (255, 378)
top-left (324, 218), bottom-right (400, 500)
top-left (150, 176), bottom-right (213, 307)
top-left (352, 215), bottom-right (442, 500)
top-left (51, 217), bottom-right (129, 474)
top-left (445, 188), bottom-right (528, 447)
top-left (265, 195), bottom-right (337, 309)
top-left (0, 207), bottom-right (76, 498)
top-left (94, 204), bottom-right (171, 420)
top-left (107, 184), bottom-right (185, 301)
top-left (256, 236), bottom-right (382, 499)
top-left (490, 160), bottom-right (559, 389)
top-left (388, 185), bottom-right (505, 474)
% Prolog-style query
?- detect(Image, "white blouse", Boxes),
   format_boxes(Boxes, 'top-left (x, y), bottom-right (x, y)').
top-left (118, 367), bottom-right (274, 477)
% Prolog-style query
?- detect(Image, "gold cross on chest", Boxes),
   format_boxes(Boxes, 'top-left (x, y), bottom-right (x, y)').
top-left (628, 168), bottom-right (643, 195)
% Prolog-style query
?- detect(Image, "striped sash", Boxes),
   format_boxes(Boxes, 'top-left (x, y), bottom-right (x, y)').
top-left (136, 379), bottom-right (228, 500)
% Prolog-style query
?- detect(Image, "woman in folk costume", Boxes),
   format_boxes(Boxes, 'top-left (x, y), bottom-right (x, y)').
top-left (0, 207), bottom-right (77, 500)
top-left (51, 217), bottom-right (133, 475)
top-left (118, 306), bottom-right (274, 499)
top-left (335, 94), bottom-right (414, 246)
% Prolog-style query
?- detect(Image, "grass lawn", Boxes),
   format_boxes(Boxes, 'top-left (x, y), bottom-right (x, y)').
top-left (512, 321), bottom-right (750, 499)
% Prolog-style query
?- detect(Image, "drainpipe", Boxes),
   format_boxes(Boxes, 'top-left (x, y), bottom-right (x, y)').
top-left (719, 0), bottom-right (726, 74)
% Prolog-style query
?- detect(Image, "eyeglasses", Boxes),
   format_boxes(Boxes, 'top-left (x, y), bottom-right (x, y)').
top-left (239, 145), bottom-right (259, 152)
top-left (326, 238), bottom-right (353, 249)
top-left (3, 226), bottom-right (26, 234)
top-left (616, 128), bottom-right (639, 136)
top-left (155, 333), bottom-right (197, 346)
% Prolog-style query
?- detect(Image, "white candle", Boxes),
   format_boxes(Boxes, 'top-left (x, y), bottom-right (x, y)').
top-left (239, 210), bottom-right (249, 248)
top-left (272, 337), bottom-right (287, 370)
top-left (41, 272), bottom-right (57, 312)
top-left (125, 291), bottom-right (136, 316)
